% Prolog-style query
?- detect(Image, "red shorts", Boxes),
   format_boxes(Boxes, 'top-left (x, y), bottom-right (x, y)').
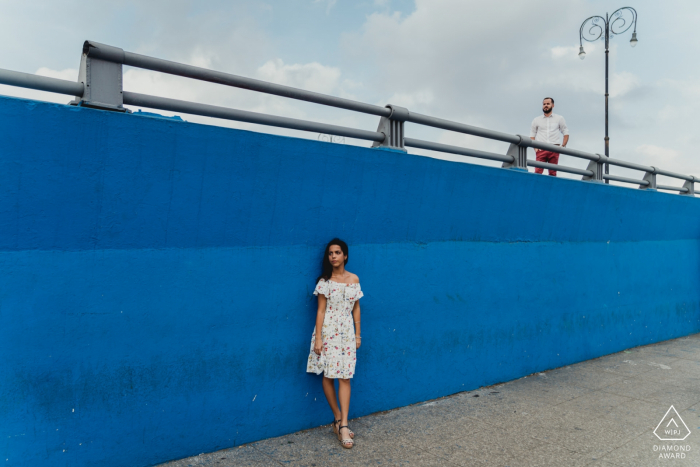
top-left (534, 150), bottom-right (560, 176)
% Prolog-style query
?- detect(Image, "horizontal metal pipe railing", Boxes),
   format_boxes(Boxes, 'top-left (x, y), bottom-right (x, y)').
top-left (654, 168), bottom-right (694, 182)
top-left (122, 92), bottom-right (385, 143)
top-left (604, 174), bottom-right (649, 186)
top-left (657, 184), bottom-right (690, 193)
top-left (0, 68), bottom-right (84, 96)
top-left (87, 44), bottom-right (393, 119)
top-left (404, 137), bottom-right (513, 163)
top-left (404, 113), bottom-right (520, 145)
top-left (527, 160), bottom-right (593, 177)
top-left (520, 138), bottom-right (602, 162)
top-left (0, 40), bottom-right (697, 196)
top-left (605, 157), bottom-right (653, 173)
top-left (0, 70), bottom-right (385, 143)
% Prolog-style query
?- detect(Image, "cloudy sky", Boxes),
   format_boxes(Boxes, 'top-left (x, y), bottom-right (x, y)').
top-left (1, 0), bottom-right (698, 185)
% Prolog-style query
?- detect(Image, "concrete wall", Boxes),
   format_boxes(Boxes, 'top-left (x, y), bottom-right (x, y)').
top-left (1, 95), bottom-right (699, 467)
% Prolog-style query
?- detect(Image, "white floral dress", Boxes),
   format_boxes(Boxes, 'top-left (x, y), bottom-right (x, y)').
top-left (307, 279), bottom-right (363, 379)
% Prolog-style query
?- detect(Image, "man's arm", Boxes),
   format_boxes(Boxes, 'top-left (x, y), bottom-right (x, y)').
top-left (559, 116), bottom-right (569, 147)
top-left (530, 118), bottom-right (538, 141)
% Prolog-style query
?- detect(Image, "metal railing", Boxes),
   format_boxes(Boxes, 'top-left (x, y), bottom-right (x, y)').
top-left (0, 40), bottom-right (696, 196)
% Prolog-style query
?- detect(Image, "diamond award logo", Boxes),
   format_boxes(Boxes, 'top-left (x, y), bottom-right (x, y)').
top-left (654, 405), bottom-right (691, 441)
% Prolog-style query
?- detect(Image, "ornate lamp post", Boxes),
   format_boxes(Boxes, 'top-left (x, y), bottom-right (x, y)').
top-left (578, 7), bottom-right (638, 183)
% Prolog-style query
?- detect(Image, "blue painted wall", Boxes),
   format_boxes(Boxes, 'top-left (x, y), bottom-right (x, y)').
top-left (1, 95), bottom-right (699, 466)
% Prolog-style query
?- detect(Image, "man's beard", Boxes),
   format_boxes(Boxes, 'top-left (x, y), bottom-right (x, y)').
top-left (543, 107), bottom-right (552, 114)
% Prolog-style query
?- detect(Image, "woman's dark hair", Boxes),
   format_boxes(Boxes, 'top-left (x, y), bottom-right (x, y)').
top-left (316, 238), bottom-right (348, 283)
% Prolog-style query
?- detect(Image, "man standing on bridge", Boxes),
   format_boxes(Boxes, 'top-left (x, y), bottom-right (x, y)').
top-left (530, 97), bottom-right (569, 176)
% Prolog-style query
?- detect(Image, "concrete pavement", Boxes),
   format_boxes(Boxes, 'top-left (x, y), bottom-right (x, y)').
top-left (160, 333), bottom-right (700, 466)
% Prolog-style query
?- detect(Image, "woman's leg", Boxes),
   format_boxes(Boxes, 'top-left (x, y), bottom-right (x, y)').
top-left (338, 379), bottom-right (351, 425)
top-left (337, 379), bottom-right (353, 445)
top-left (322, 376), bottom-right (342, 421)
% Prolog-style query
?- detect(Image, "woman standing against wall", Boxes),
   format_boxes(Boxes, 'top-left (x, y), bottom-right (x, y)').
top-left (307, 238), bottom-right (363, 449)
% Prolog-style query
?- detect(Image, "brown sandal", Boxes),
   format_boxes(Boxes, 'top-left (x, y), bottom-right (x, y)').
top-left (333, 419), bottom-right (354, 439)
top-left (338, 425), bottom-right (354, 449)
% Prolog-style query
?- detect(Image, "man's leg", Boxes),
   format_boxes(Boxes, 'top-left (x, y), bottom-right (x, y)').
top-left (547, 152), bottom-right (560, 176)
top-left (534, 150), bottom-right (547, 174)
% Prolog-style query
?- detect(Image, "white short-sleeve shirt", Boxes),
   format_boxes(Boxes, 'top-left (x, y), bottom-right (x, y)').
top-left (530, 113), bottom-right (569, 145)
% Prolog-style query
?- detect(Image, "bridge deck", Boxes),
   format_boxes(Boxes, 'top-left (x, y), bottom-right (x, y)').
top-left (161, 334), bottom-right (700, 467)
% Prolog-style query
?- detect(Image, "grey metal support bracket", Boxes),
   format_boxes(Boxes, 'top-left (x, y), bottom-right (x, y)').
top-left (681, 177), bottom-right (695, 196)
top-left (502, 135), bottom-right (527, 170)
top-left (372, 104), bottom-right (408, 151)
top-left (73, 41), bottom-right (125, 111)
top-left (640, 167), bottom-right (657, 190)
top-left (582, 154), bottom-right (604, 182)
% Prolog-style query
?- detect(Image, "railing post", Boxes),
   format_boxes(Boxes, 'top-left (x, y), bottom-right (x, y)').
top-left (582, 154), bottom-right (605, 182)
top-left (681, 177), bottom-right (695, 196)
top-left (372, 104), bottom-right (407, 151)
top-left (501, 135), bottom-right (527, 170)
top-left (640, 167), bottom-right (657, 190)
top-left (73, 41), bottom-right (125, 111)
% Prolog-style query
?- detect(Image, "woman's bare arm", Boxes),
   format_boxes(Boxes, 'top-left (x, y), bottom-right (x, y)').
top-left (314, 294), bottom-right (327, 355)
top-left (353, 300), bottom-right (361, 349)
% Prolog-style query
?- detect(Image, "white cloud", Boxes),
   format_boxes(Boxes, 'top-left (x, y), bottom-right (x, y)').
top-left (540, 44), bottom-right (640, 98)
top-left (314, 0), bottom-right (337, 15)
top-left (609, 72), bottom-right (641, 98)
top-left (343, 0), bottom-right (589, 126)
top-left (662, 78), bottom-right (700, 99)
top-left (256, 59), bottom-right (341, 94)
top-left (36, 67), bottom-right (78, 81)
top-left (636, 144), bottom-right (680, 161)
top-left (124, 69), bottom-right (200, 102)
top-left (550, 46), bottom-right (578, 60)
top-left (186, 49), bottom-right (218, 70)
top-left (383, 89), bottom-right (434, 110)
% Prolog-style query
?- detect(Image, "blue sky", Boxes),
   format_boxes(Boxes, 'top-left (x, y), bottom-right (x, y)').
top-left (1, 0), bottom-right (698, 184)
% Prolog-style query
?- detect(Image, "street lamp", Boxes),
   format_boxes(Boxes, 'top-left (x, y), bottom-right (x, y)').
top-left (578, 7), bottom-right (638, 183)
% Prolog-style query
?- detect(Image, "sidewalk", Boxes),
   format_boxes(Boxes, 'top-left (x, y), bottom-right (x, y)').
top-left (161, 334), bottom-right (700, 466)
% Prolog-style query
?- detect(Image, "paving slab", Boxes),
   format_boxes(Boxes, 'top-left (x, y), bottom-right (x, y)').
top-left (598, 429), bottom-right (698, 467)
top-left (642, 358), bottom-right (700, 390)
top-left (600, 377), bottom-right (672, 401)
top-left (537, 365), bottom-right (628, 390)
top-left (161, 445), bottom-right (278, 467)
top-left (160, 334), bottom-right (700, 467)
top-left (552, 391), bottom-right (633, 420)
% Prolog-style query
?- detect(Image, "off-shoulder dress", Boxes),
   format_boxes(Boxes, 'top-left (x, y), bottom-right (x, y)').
top-left (306, 279), bottom-right (364, 379)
